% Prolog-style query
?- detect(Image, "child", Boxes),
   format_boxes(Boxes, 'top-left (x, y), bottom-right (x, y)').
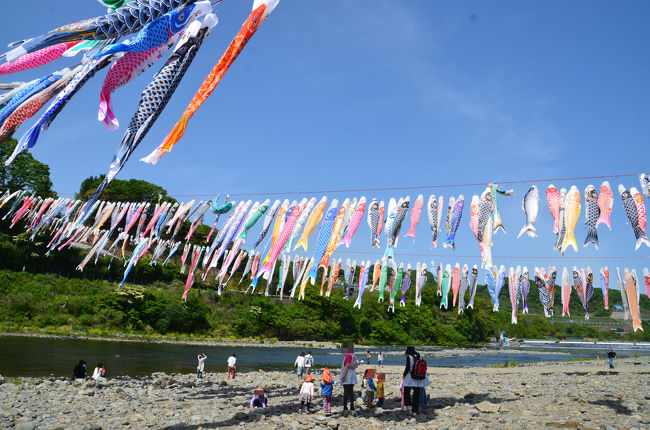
top-left (320, 367), bottom-right (333, 415)
top-left (364, 370), bottom-right (376, 409)
top-left (299, 375), bottom-right (315, 414)
top-left (376, 373), bottom-right (385, 408)
top-left (250, 387), bottom-right (268, 408)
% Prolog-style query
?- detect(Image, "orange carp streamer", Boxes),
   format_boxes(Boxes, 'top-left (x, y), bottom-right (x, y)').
top-left (156, 0), bottom-right (278, 159)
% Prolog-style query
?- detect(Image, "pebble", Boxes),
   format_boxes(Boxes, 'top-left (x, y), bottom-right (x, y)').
top-left (0, 358), bottom-right (648, 429)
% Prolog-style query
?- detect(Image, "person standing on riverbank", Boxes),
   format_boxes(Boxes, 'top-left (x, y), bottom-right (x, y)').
top-left (607, 348), bottom-right (616, 369)
top-left (377, 351), bottom-right (384, 367)
top-left (402, 346), bottom-right (430, 416)
top-left (295, 352), bottom-right (305, 378)
top-left (366, 350), bottom-right (372, 364)
top-left (304, 352), bottom-right (314, 375)
top-left (197, 353), bottom-right (207, 379)
top-left (299, 375), bottom-right (315, 414)
top-left (320, 367), bottom-right (333, 415)
top-left (227, 354), bottom-right (236, 379)
top-left (340, 343), bottom-right (358, 412)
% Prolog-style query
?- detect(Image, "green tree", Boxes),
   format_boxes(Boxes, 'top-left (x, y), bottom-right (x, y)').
top-left (75, 175), bottom-right (176, 204)
top-left (0, 139), bottom-right (56, 197)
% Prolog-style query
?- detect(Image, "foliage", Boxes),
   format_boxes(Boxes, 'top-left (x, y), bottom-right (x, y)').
top-left (0, 139), bottom-right (56, 197)
top-left (75, 175), bottom-right (176, 204)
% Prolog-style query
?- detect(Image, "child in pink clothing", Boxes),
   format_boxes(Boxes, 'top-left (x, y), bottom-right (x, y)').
top-left (299, 375), bottom-right (315, 414)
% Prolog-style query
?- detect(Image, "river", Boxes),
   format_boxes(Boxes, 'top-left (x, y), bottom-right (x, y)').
top-left (1, 335), bottom-right (648, 377)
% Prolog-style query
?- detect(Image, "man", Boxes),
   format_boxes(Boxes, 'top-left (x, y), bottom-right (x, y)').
top-left (366, 349), bottom-right (372, 364)
top-left (607, 348), bottom-right (616, 369)
top-left (294, 352), bottom-right (305, 378)
top-left (197, 353), bottom-right (207, 379)
top-left (304, 351), bottom-right (314, 375)
top-left (377, 351), bottom-right (384, 367)
top-left (227, 353), bottom-right (237, 379)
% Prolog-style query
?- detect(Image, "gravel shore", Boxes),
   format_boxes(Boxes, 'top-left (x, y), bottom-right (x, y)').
top-left (2, 358), bottom-right (649, 429)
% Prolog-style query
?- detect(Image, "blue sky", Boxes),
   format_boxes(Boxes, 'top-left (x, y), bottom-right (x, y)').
top-left (2, 1), bottom-right (649, 289)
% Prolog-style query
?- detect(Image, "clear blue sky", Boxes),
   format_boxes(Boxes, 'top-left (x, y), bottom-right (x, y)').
top-left (2, 1), bottom-right (649, 290)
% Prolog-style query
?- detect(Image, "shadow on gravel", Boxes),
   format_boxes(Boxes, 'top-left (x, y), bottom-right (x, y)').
top-left (588, 399), bottom-right (632, 415)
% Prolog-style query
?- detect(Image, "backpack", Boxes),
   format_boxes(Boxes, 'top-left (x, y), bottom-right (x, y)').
top-left (410, 356), bottom-right (427, 380)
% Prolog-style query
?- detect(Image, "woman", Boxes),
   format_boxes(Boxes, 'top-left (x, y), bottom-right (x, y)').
top-left (91, 363), bottom-right (104, 381)
top-left (340, 344), bottom-right (358, 411)
top-left (402, 346), bottom-right (430, 415)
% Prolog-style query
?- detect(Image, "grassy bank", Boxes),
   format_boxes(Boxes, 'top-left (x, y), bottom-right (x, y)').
top-left (1, 268), bottom-right (648, 345)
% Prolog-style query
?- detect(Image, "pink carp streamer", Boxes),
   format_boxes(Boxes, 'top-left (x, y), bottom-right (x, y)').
top-left (0, 42), bottom-right (78, 75)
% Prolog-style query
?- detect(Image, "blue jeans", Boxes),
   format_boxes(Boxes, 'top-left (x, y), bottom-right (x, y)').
top-left (609, 358), bottom-right (614, 369)
top-left (297, 366), bottom-right (304, 377)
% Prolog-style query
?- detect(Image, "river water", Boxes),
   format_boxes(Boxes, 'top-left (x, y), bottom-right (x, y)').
top-left (1, 336), bottom-right (648, 377)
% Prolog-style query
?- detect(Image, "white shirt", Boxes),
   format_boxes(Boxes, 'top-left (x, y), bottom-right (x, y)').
top-left (341, 354), bottom-right (358, 385)
top-left (227, 356), bottom-right (236, 367)
top-left (294, 355), bottom-right (305, 367)
top-left (304, 354), bottom-right (313, 368)
top-left (91, 367), bottom-right (102, 380)
top-left (403, 355), bottom-right (430, 388)
top-left (197, 355), bottom-right (206, 372)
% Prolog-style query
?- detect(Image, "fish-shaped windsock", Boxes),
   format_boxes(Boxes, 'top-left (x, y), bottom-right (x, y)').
top-left (517, 186), bottom-right (539, 239)
top-left (546, 184), bottom-right (561, 234)
top-left (337, 198), bottom-right (357, 244)
top-left (399, 265), bottom-right (412, 307)
top-left (600, 266), bottom-right (609, 309)
top-left (237, 199), bottom-right (269, 242)
top-left (14, 52), bottom-right (115, 161)
top-left (98, 35), bottom-right (180, 130)
top-left (383, 196), bottom-right (409, 260)
top-left (367, 198), bottom-right (381, 248)
top-left (624, 269), bottom-right (643, 332)
top-left (404, 194), bottom-right (423, 242)
top-left (155, 0), bottom-right (280, 160)
top-left (383, 198), bottom-right (397, 260)
top-left (339, 197), bottom-right (365, 248)
top-left (427, 195), bottom-right (443, 249)
top-left (326, 259), bottom-right (341, 297)
top-left (445, 196), bottom-right (455, 235)
top-left (83, 15), bottom-right (219, 214)
top-left (3, 0), bottom-right (193, 63)
top-left (443, 195), bottom-right (464, 249)
top-left (520, 267), bottom-right (530, 314)
top-left (0, 70), bottom-right (68, 126)
top-left (561, 267), bottom-right (571, 316)
top-left (286, 197), bottom-right (316, 252)
top-left (477, 188), bottom-right (493, 243)
top-left (619, 184), bottom-right (650, 250)
top-left (253, 199), bottom-right (280, 249)
top-left (536, 271), bottom-right (551, 317)
top-left (0, 82), bottom-right (28, 91)
top-left (97, 1), bottom-right (211, 56)
top-left (631, 187), bottom-right (648, 235)
top-left (353, 261), bottom-right (370, 309)
top-left (239, 250), bottom-right (255, 283)
top-left (377, 259), bottom-right (389, 302)
top-left (440, 264), bottom-right (451, 310)
top-left (560, 186), bottom-right (581, 254)
top-left (318, 203), bottom-right (346, 270)
top-left (294, 196), bottom-right (326, 251)
top-left (640, 174), bottom-right (650, 199)
top-left (583, 185), bottom-right (600, 249)
top-left (553, 188), bottom-right (568, 253)
top-left (0, 42), bottom-right (78, 76)
top-left (490, 183), bottom-right (512, 234)
top-left (300, 200), bottom-right (338, 283)
top-left (0, 81), bottom-right (37, 110)
top-left (0, 71), bottom-right (74, 147)
top-left (596, 181), bottom-right (613, 230)
top-left (451, 263), bottom-right (461, 307)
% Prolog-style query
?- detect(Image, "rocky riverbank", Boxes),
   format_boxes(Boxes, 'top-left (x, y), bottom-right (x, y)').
top-left (2, 358), bottom-right (649, 429)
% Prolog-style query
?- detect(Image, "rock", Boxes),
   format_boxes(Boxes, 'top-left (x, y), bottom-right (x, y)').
top-left (14, 422), bottom-right (36, 430)
top-left (475, 401), bottom-right (500, 413)
top-left (234, 412), bottom-right (247, 420)
top-left (82, 425), bottom-right (102, 430)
